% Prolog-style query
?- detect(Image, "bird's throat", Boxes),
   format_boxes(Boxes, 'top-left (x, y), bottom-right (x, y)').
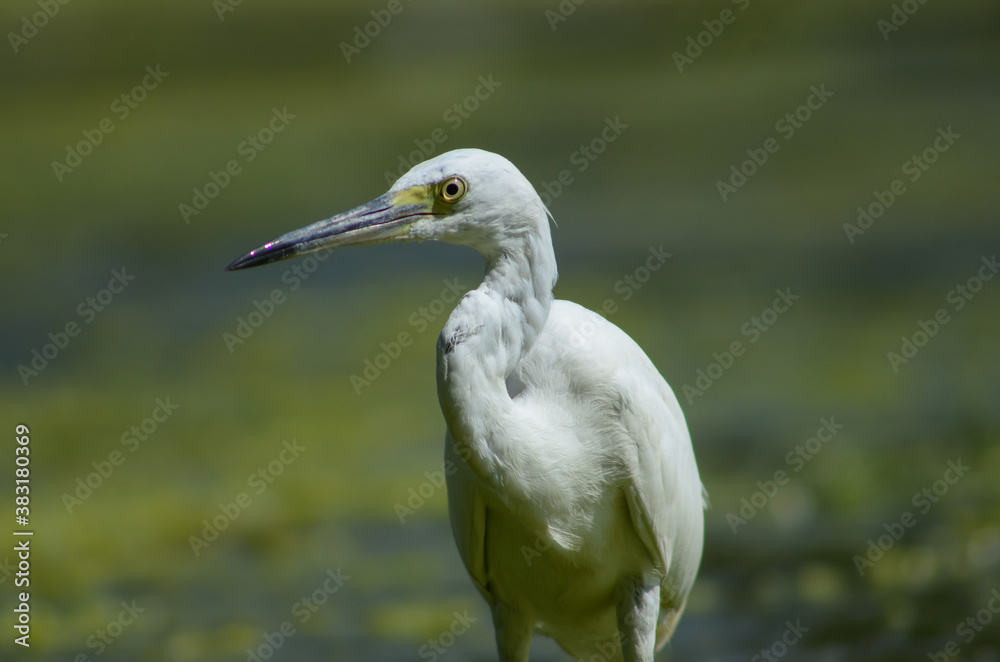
top-left (479, 232), bottom-right (558, 373)
top-left (435, 232), bottom-right (558, 495)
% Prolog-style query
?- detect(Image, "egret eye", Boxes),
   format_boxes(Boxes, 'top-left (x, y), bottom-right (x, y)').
top-left (440, 176), bottom-right (467, 203)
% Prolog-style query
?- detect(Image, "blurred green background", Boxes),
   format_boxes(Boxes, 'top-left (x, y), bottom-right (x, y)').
top-left (2, 0), bottom-right (999, 660)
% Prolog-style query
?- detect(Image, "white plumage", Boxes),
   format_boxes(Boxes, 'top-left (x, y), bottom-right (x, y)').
top-left (227, 148), bottom-right (705, 662)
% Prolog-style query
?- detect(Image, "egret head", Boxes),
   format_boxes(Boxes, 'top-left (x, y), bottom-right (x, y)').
top-left (226, 148), bottom-right (549, 271)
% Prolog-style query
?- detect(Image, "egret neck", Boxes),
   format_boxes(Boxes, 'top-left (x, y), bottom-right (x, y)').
top-left (437, 217), bottom-right (557, 500)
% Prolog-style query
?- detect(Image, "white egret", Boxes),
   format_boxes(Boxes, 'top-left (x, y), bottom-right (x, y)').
top-left (227, 149), bottom-right (705, 662)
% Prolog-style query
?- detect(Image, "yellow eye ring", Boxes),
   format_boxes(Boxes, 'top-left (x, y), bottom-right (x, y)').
top-left (440, 176), bottom-right (467, 203)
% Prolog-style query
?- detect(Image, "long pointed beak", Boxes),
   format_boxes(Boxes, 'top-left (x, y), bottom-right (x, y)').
top-left (226, 192), bottom-right (430, 271)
